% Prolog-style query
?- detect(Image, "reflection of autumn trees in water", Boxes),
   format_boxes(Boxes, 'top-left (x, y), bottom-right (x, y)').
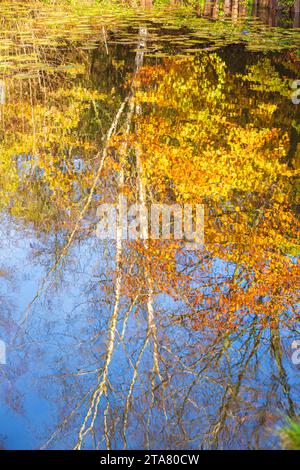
top-left (130, 53), bottom-right (299, 329)
top-left (0, 16), bottom-right (299, 448)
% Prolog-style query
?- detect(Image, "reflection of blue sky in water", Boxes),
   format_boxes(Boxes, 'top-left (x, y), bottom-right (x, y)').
top-left (0, 215), bottom-right (299, 450)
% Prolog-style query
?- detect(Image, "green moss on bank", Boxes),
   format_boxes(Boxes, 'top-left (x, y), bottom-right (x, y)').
top-left (280, 419), bottom-right (300, 450)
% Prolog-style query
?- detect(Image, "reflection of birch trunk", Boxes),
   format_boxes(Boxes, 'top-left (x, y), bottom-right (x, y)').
top-left (0, 79), bottom-right (5, 128)
top-left (74, 93), bottom-right (132, 450)
top-left (122, 27), bottom-right (167, 448)
top-left (140, 0), bottom-right (153, 8)
top-left (100, 94), bottom-right (138, 450)
top-left (294, 0), bottom-right (300, 28)
top-left (74, 66), bottom-right (143, 446)
top-left (136, 154), bottom-right (161, 378)
top-left (122, 27), bottom-right (163, 448)
top-left (239, 0), bottom-right (247, 18)
top-left (135, 27), bottom-right (162, 379)
top-left (102, 26), bottom-right (108, 56)
top-left (136, 135), bottom-right (167, 445)
top-left (75, 26), bottom-right (165, 450)
top-left (134, 28), bottom-right (167, 440)
top-left (75, 160), bottom-right (124, 451)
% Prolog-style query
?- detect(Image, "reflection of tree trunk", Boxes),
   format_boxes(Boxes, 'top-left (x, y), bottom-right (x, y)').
top-left (136, 135), bottom-right (166, 448)
top-left (78, 163), bottom-right (124, 450)
top-left (210, 319), bottom-right (263, 448)
top-left (135, 28), bottom-right (167, 443)
top-left (252, 0), bottom-right (258, 17)
top-left (239, 0), bottom-right (247, 18)
top-left (231, 0), bottom-right (239, 21)
top-left (212, 0), bottom-right (220, 19)
top-left (268, 0), bottom-right (278, 26)
top-left (294, 0), bottom-right (300, 27)
top-left (203, 0), bottom-right (213, 16)
top-left (21, 90), bottom-right (128, 326)
top-left (224, 0), bottom-right (231, 16)
top-left (140, 0), bottom-right (153, 8)
top-left (74, 100), bottom-right (128, 451)
top-left (122, 28), bottom-right (149, 448)
top-left (135, 27), bottom-right (164, 388)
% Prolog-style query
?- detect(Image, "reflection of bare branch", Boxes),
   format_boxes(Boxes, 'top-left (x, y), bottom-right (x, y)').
top-left (208, 320), bottom-right (263, 448)
top-left (20, 97), bottom-right (128, 326)
top-left (41, 383), bottom-right (96, 450)
top-left (104, 393), bottom-right (111, 450)
top-left (123, 331), bottom-right (150, 448)
top-left (270, 321), bottom-right (296, 418)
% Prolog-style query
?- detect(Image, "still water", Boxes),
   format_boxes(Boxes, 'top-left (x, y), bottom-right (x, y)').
top-left (0, 1), bottom-right (299, 449)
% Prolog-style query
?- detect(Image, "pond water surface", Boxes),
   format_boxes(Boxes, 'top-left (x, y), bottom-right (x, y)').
top-left (0, 1), bottom-right (299, 450)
